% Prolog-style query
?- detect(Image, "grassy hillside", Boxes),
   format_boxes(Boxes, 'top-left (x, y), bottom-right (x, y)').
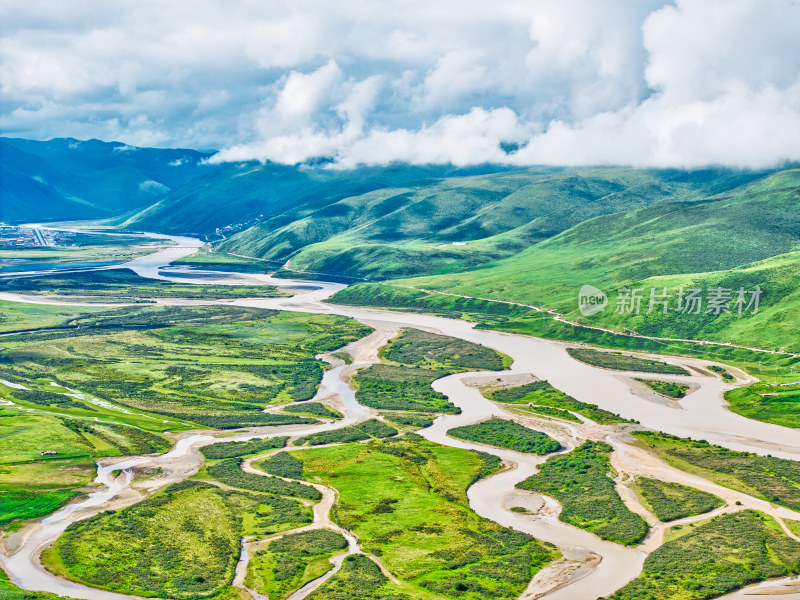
top-left (219, 166), bottom-right (765, 279)
top-left (128, 162), bottom-right (495, 236)
top-left (337, 169), bottom-right (800, 354)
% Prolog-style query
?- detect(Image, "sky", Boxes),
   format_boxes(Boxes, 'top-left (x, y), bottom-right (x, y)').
top-left (2, 0), bottom-right (800, 168)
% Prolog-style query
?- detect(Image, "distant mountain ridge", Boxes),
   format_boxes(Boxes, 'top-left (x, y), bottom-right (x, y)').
top-left (0, 137), bottom-right (216, 223)
top-left (214, 166), bottom-right (770, 279)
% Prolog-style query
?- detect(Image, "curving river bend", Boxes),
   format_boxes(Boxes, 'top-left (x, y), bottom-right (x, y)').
top-left (1, 230), bottom-right (799, 600)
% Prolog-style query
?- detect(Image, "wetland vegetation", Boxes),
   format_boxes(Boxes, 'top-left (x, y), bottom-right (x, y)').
top-left (257, 451), bottom-right (305, 479)
top-left (448, 417), bottom-right (561, 454)
top-left (199, 437), bottom-right (288, 460)
top-left (632, 477), bottom-right (724, 521)
top-left (354, 328), bottom-right (509, 415)
top-left (307, 554), bottom-right (406, 600)
top-left (487, 380), bottom-right (630, 424)
top-left (517, 441), bottom-right (649, 546)
top-left (0, 268), bottom-right (288, 300)
top-left (206, 458), bottom-right (321, 500)
top-left (636, 379), bottom-right (690, 399)
top-left (724, 381), bottom-right (800, 428)
top-left (297, 435), bottom-right (558, 599)
top-left (635, 432), bottom-right (800, 511)
top-left (292, 419), bottom-right (398, 446)
top-left (0, 304), bottom-right (372, 428)
top-left (246, 529), bottom-right (349, 599)
top-left (566, 348), bottom-right (690, 375)
top-left (46, 481), bottom-right (312, 598)
top-left (609, 510), bottom-right (800, 600)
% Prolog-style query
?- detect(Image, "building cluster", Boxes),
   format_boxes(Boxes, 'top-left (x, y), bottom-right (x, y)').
top-left (0, 225), bottom-right (58, 248)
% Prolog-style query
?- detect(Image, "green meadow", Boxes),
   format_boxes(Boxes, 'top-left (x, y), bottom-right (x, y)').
top-left (354, 328), bottom-right (509, 414)
top-left (632, 477), bottom-right (724, 522)
top-left (486, 380), bottom-right (630, 424)
top-left (636, 379), bottom-right (690, 399)
top-left (46, 481), bottom-right (312, 598)
top-left (0, 304), bottom-right (372, 428)
top-left (447, 417), bottom-right (561, 454)
top-left (0, 406), bottom-right (168, 531)
top-left (517, 441), bottom-right (649, 546)
top-left (635, 432), bottom-right (800, 511)
top-left (295, 435), bottom-right (558, 599)
top-left (724, 381), bottom-right (800, 428)
top-left (609, 511), bottom-right (800, 600)
top-left (246, 530), bottom-right (349, 599)
top-left (329, 282), bottom-right (800, 385)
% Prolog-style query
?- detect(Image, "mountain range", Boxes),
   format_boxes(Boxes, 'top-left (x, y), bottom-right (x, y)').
top-left (1, 137), bottom-right (798, 352)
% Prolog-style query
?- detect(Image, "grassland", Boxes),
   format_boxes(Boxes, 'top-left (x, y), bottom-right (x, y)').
top-left (199, 438), bottom-right (288, 460)
top-left (0, 268), bottom-right (288, 301)
top-left (632, 477), bottom-right (724, 521)
top-left (355, 364), bottom-right (460, 414)
top-left (0, 302), bottom-right (368, 532)
top-left (292, 419), bottom-right (398, 447)
top-left (724, 382), bottom-right (800, 428)
top-left (0, 404), bottom-right (170, 531)
top-left (447, 418), bottom-right (561, 454)
top-left (609, 510), bottom-right (800, 600)
top-left (282, 402), bottom-right (342, 419)
top-left (386, 171), bottom-right (800, 355)
top-left (0, 486), bottom-right (81, 531)
top-left (635, 379), bottom-right (690, 399)
top-left (329, 283), bottom-right (531, 322)
top-left (46, 481), bottom-right (312, 598)
top-left (0, 304), bottom-right (372, 428)
top-left (487, 380), bottom-right (630, 424)
top-left (246, 530), bottom-right (349, 599)
top-left (214, 166), bottom-right (764, 281)
top-left (635, 432), bottom-right (800, 510)
top-left (206, 459), bottom-right (321, 500)
top-left (0, 298), bottom-right (113, 333)
top-left (307, 554), bottom-right (410, 600)
top-left (517, 441), bottom-right (649, 546)
top-left (510, 405), bottom-right (581, 422)
top-left (382, 328), bottom-right (511, 371)
top-left (708, 364), bottom-right (735, 382)
top-left (257, 451), bottom-right (305, 479)
top-left (173, 248), bottom-right (277, 273)
top-left (380, 412), bottom-right (436, 429)
top-left (566, 348), bottom-right (690, 375)
top-left (354, 328), bottom-right (508, 415)
top-left (296, 435), bottom-right (558, 599)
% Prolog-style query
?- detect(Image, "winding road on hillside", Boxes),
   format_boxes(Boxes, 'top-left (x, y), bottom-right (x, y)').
top-left (1, 231), bottom-right (799, 599)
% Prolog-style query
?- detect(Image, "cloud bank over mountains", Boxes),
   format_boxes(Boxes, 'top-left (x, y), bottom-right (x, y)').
top-left (2, 0), bottom-right (799, 168)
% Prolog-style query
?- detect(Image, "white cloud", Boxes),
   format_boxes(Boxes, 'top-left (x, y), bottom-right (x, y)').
top-left (272, 60), bottom-right (343, 130)
top-left (1, 0), bottom-right (799, 168)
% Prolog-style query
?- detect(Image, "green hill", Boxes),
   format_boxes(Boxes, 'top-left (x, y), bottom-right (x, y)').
top-left (381, 170), bottom-right (800, 352)
top-left (127, 162), bottom-right (512, 236)
top-left (219, 166), bottom-right (765, 279)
